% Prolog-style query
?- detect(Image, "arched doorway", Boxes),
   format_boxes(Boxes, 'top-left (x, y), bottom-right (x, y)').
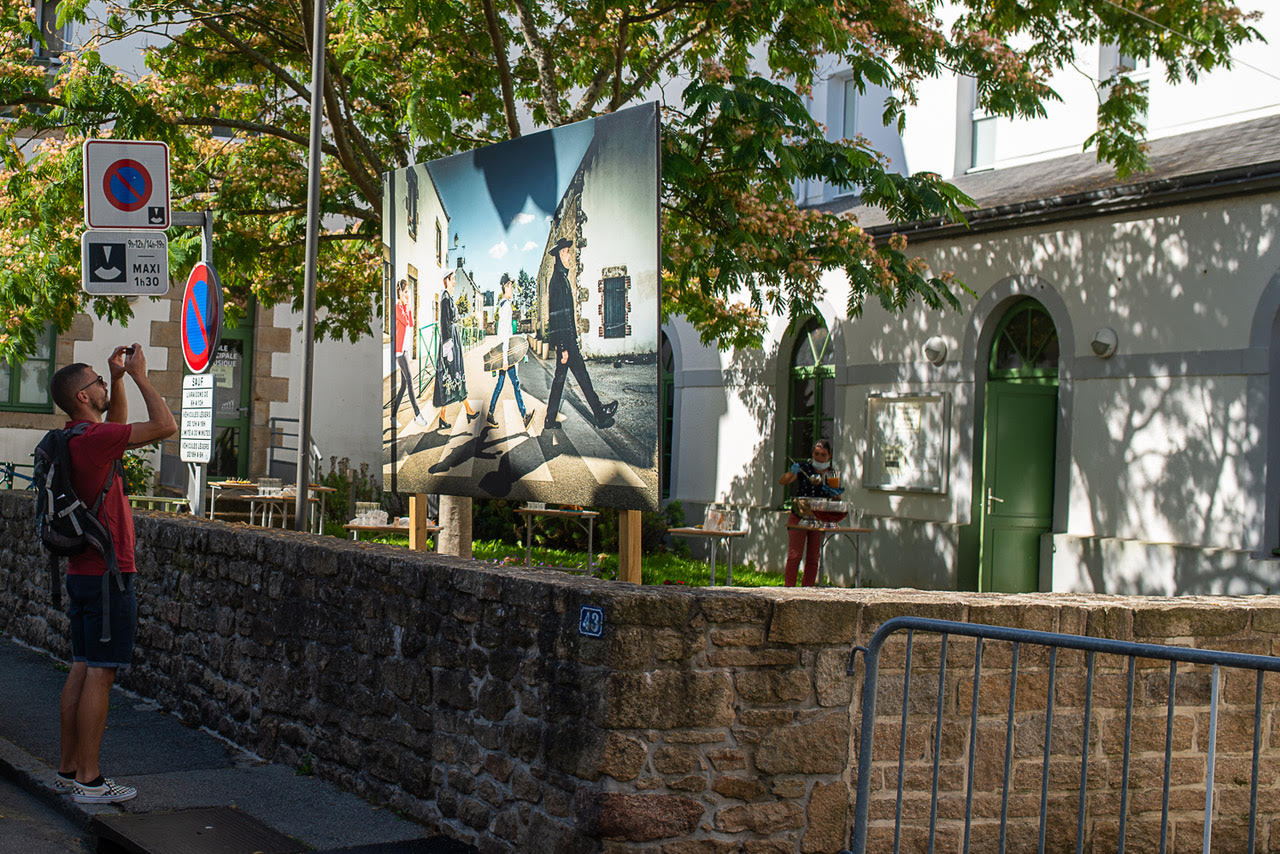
top-left (974, 299), bottom-right (1059, 591)
top-left (785, 317), bottom-right (835, 469)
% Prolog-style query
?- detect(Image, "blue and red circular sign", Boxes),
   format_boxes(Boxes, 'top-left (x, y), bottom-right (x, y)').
top-left (181, 261), bottom-right (223, 373)
top-left (102, 159), bottom-right (153, 212)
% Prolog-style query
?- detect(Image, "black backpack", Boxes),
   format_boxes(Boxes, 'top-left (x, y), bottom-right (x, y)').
top-left (33, 423), bottom-right (122, 616)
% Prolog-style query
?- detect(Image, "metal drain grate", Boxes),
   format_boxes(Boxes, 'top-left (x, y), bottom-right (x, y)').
top-left (92, 806), bottom-right (307, 854)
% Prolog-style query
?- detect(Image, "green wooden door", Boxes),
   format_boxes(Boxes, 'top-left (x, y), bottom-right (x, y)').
top-left (980, 382), bottom-right (1057, 591)
top-left (976, 300), bottom-right (1059, 592)
top-left (208, 305), bottom-right (255, 479)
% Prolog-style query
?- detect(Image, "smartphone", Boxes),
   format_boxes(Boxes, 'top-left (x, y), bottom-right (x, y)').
top-left (123, 346), bottom-right (136, 355)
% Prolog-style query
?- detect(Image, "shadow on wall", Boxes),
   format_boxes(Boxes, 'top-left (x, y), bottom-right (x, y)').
top-left (676, 198), bottom-right (1280, 590)
top-left (712, 339), bottom-right (786, 572)
top-left (927, 198), bottom-right (1280, 594)
top-left (709, 323), bottom-right (965, 582)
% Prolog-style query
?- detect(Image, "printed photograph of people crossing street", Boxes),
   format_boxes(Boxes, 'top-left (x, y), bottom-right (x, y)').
top-left (380, 103), bottom-right (660, 510)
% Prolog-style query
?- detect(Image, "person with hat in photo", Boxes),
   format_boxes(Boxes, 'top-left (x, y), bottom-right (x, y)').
top-left (432, 268), bottom-right (479, 429)
top-left (543, 237), bottom-right (617, 431)
top-left (487, 272), bottom-right (535, 431)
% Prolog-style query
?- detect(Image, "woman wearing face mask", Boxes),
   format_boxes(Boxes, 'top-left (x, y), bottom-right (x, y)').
top-left (779, 438), bottom-right (842, 586)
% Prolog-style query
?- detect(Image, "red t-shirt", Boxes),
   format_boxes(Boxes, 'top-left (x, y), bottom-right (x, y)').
top-left (65, 420), bottom-right (135, 576)
top-left (395, 301), bottom-right (413, 354)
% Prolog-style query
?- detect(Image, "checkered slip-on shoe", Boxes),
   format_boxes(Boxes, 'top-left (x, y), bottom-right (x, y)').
top-left (72, 777), bottom-right (137, 804)
top-left (52, 772), bottom-right (76, 795)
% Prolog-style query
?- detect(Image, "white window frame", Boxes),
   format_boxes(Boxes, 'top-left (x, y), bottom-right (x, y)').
top-left (969, 111), bottom-right (997, 171)
top-left (842, 78), bottom-right (859, 141)
top-left (32, 0), bottom-right (70, 63)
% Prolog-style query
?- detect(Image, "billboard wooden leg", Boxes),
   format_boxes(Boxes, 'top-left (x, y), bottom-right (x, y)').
top-left (619, 509), bottom-right (642, 584)
top-left (439, 494), bottom-right (473, 558)
top-left (409, 493), bottom-right (429, 551)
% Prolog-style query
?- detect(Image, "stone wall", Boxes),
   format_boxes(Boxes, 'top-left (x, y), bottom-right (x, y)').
top-left (2, 490), bottom-right (1279, 853)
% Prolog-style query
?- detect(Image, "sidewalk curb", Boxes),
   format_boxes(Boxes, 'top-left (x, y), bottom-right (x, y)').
top-left (0, 730), bottom-right (113, 832)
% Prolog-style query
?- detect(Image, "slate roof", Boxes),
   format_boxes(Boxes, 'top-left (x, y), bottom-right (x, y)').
top-left (813, 112), bottom-right (1280, 240)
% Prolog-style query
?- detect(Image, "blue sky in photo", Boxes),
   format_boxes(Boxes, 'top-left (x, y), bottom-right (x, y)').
top-left (426, 119), bottom-right (595, 297)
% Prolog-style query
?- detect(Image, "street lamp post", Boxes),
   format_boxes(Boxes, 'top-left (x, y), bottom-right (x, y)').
top-left (294, 0), bottom-right (325, 531)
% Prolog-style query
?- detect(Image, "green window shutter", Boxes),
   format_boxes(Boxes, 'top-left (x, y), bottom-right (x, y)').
top-left (1, 325), bottom-right (55, 412)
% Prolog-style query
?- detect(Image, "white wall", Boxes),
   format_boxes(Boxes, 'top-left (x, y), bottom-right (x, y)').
top-left (668, 188), bottom-right (1280, 591)
top-left (269, 304), bottom-right (382, 482)
top-left (0, 297), bottom-right (174, 479)
top-left (802, 5), bottom-right (1280, 192)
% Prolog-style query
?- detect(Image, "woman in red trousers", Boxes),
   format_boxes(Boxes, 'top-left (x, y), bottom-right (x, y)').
top-left (779, 439), bottom-right (842, 586)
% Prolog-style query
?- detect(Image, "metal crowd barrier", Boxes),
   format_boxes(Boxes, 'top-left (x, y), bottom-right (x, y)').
top-left (844, 616), bottom-right (1280, 854)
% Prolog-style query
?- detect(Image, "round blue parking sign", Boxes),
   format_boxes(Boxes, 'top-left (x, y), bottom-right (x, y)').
top-left (102, 159), bottom-right (153, 213)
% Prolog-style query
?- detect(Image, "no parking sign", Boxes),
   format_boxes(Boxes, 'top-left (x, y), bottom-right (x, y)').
top-left (181, 261), bottom-right (223, 374)
top-left (83, 139), bottom-right (171, 230)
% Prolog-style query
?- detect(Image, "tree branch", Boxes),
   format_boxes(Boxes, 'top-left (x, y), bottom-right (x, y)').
top-left (610, 19), bottom-right (628, 111)
top-left (565, 65), bottom-right (614, 124)
top-left (229, 203), bottom-right (374, 221)
top-left (480, 0), bottom-right (521, 138)
top-left (320, 60), bottom-right (381, 208)
top-left (325, 53), bottom-right (388, 179)
top-left (173, 116), bottom-right (340, 156)
top-left (203, 17), bottom-right (310, 101)
top-left (615, 22), bottom-right (710, 107)
top-left (275, 232), bottom-right (376, 249)
top-left (509, 0), bottom-right (565, 124)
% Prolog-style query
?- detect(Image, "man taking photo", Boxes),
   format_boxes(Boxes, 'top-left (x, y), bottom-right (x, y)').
top-left (48, 344), bottom-right (176, 803)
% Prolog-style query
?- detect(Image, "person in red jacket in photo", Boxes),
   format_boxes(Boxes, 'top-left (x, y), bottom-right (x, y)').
top-left (392, 278), bottom-right (428, 428)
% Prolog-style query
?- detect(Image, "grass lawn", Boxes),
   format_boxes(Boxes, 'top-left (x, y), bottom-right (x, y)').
top-left (334, 526), bottom-right (784, 588)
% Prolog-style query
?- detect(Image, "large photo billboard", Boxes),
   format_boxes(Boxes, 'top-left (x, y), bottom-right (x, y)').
top-left (381, 102), bottom-right (660, 511)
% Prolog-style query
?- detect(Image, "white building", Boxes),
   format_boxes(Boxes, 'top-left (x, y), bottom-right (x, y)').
top-left (667, 10), bottom-right (1280, 593)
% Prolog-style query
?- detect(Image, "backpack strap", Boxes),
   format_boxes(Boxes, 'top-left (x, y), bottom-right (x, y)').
top-left (97, 458), bottom-right (125, 643)
top-left (71, 424), bottom-right (126, 643)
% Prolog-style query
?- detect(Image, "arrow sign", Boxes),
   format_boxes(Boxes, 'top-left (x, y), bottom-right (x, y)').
top-left (83, 139), bottom-right (171, 230)
top-left (181, 261), bottom-right (223, 374)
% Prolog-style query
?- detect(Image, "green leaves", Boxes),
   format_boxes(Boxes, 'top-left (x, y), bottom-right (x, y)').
top-left (0, 0), bottom-right (1264, 360)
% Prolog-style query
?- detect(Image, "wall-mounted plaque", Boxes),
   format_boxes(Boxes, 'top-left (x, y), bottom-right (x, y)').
top-left (862, 392), bottom-right (949, 493)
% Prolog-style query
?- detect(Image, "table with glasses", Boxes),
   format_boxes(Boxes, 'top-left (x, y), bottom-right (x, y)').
top-left (787, 520), bottom-right (873, 587)
top-left (666, 526), bottom-right (747, 586)
top-left (514, 506), bottom-right (601, 576)
top-left (208, 481), bottom-right (335, 532)
top-left (206, 481), bottom-right (258, 521)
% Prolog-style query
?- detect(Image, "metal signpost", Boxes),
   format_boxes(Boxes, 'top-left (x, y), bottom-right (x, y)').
top-left (294, 0), bottom-right (326, 531)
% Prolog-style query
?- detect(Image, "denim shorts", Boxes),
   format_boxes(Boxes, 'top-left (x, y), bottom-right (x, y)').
top-left (68, 573), bottom-right (137, 668)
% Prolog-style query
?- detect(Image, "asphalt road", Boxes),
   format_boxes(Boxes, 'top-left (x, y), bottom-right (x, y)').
top-left (0, 775), bottom-right (92, 853)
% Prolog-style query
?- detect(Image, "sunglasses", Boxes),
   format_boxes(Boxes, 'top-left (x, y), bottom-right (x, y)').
top-left (78, 375), bottom-right (107, 393)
